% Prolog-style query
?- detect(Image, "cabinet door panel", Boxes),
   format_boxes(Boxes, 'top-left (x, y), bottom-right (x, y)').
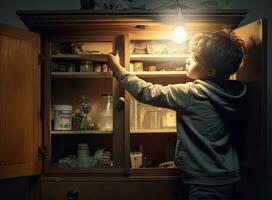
top-left (0, 23), bottom-right (42, 179)
top-left (114, 35), bottom-right (129, 172)
top-left (234, 19), bottom-right (267, 199)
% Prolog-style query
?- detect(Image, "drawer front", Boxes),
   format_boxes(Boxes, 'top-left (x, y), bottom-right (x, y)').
top-left (41, 180), bottom-right (185, 200)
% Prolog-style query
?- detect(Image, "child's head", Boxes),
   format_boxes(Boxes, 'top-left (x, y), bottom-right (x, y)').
top-left (186, 30), bottom-right (246, 80)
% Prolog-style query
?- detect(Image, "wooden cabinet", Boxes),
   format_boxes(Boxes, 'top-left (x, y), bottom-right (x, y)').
top-left (0, 10), bottom-right (268, 200)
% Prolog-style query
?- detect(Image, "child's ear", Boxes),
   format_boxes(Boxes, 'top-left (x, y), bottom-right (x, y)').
top-left (207, 68), bottom-right (216, 76)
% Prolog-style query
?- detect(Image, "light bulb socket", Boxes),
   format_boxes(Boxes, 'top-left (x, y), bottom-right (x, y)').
top-left (178, 7), bottom-right (182, 20)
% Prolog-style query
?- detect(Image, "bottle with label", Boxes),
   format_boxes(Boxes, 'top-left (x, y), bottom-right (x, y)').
top-left (79, 96), bottom-right (92, 131)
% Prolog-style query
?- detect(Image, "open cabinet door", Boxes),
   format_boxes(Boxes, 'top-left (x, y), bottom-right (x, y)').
top-left (234, 19), bottom-right (267, 199)
top-left (0, 23), bottom-right (42, 179)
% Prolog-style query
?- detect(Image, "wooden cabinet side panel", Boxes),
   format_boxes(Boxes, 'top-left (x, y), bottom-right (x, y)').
top-left (0, 23), bottom-right (42, 179)
top-left (234, 19), bottom-right (267, 199)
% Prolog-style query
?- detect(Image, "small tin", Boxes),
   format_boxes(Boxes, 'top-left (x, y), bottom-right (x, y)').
top-left (147, 65), bottom-right (157, 71)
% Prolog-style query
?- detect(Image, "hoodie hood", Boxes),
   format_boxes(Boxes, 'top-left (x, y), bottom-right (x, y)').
top-left (193, 79), bottom-right (247, 112)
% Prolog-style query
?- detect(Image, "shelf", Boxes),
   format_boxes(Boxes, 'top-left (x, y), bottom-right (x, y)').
top-left (130, 129), bottom-right (177, 134)
top-left (131, 71), bottom-right (187, 78)
top-left (51, 130), bottom-right (113, 135)
top-left (51, 72), bottom-right (112, 79)
top-left (129, 168), bottom-right (180, 177)
top-left (130, 54), bottom-right (190, 62)
top-left (51, 54), bottom-right (108, 62)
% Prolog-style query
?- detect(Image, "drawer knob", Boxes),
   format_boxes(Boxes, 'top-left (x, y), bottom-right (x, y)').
top-left (67, 190), bottom-right (79, 200)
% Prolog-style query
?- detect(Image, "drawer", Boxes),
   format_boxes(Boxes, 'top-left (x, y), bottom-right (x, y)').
top-left (41, 178), bottom-right (185, 200)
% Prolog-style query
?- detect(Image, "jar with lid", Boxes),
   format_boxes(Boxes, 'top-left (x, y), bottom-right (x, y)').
top-left (134, 62), bottom-right (143, 71)
top-left (94, 93), bottom-right (113, 131)
top-left (79, 61), bottom-right (93, 72)
top-left (54, 105), bottom-right (73, 130)
top-left (77, 143), bottom-right (90, 163)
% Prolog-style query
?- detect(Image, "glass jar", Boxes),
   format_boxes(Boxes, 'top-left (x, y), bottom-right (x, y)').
top-left (94, 93), bottom-right (113, 131)
top-left (66, 62), bottom-right (76, 72)
top-left (79, 61), bottom-right (93, 72)
top-left (58, 62), bottom-right (67, 72)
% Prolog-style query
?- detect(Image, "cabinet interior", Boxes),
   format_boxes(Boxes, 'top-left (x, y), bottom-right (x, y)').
top-left (52, 134), bottom-right (113, 168)
top-left (48, 36), bottom-right (191, 171)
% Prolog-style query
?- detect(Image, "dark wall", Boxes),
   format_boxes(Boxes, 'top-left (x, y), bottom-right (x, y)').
top-left (0, 0), bottom-right (79, 28)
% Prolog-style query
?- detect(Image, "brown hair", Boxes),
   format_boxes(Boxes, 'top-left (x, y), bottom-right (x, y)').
top-left (189, 30), bottom-right (246, 78)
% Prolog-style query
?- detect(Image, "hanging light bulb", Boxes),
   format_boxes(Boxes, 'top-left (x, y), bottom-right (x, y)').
top-left (171, 25), bottom-right (187, 43)
top-left (171, 6), bottom-right (188, 43)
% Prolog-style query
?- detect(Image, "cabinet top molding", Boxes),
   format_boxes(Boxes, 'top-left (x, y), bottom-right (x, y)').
top-left (17, 9), bottom-right (248, 33)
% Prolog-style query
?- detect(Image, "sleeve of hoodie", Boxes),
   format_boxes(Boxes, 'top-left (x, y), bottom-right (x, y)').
top-left (115, 67), bottom-right (191, 111)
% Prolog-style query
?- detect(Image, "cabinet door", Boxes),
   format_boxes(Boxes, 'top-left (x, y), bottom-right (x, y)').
top-left (234, 19), bottom-right (267, 199)
top-left (114, 35), bottom-right (128, 170)
top-left (0, 23), bottom-right (42, 179)
top-left (122, 34), bottom-right (188, 176)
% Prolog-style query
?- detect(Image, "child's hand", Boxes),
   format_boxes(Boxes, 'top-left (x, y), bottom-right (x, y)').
top-left (108, 51), bottom-right (120, 70)
top-left (159, 161), bottom-right (176, 168)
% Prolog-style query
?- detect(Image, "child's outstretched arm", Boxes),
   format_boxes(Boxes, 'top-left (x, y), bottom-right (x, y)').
top-left (108, 53), bottom-right (191, 111)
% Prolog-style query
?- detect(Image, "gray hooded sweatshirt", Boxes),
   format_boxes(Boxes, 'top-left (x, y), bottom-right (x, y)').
top-left (115, 68), bottom-right (247, 185)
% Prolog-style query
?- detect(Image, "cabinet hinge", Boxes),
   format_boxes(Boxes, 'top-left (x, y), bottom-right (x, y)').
top-left (38, 53), bottom-right (46, 65)
top-left (38, 146), bottom-right (47, 160)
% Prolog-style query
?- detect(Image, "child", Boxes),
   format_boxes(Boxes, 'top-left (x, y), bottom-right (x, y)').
top-left (108, 30), bottom-right (246, 200)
